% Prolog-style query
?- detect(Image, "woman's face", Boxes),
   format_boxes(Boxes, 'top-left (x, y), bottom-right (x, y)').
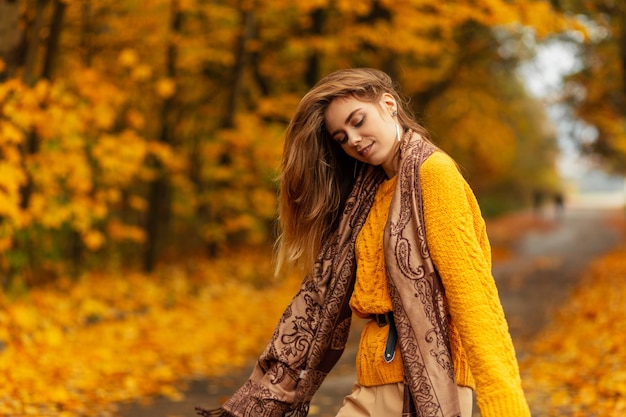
top-left (325, 93), bottom-right (400, 178)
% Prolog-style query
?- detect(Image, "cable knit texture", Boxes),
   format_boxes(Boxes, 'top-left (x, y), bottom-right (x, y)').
top-left (421, 152), bottom-right (530, 417)
top-left (351, 176), bottom-right (404, 387)
top-left (351, 151), bottom-right (530, 416)
top-left (351, 167), bottom-right (476, 390)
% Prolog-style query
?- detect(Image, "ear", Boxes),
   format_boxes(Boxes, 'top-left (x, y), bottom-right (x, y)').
top-left (380, 93), bottom-right (397, 114)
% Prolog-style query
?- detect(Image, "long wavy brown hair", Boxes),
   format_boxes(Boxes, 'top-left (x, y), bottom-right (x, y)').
top-left (275, 68), bottom-right (434, 275)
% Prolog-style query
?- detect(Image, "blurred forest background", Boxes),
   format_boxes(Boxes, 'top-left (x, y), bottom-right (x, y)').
top-left (1, 0), bottom-right (626, 416)
top-left (0, 0), bottom-right (624, 282)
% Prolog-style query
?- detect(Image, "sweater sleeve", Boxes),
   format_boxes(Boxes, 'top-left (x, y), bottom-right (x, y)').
top-left (420, 152), bottom-right (531, 417)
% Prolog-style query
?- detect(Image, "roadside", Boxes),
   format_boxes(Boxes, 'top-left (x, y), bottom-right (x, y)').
top-left (116, 202), bottom-right (624, 417)
top-left (493, 203), bottom-right (623, 345)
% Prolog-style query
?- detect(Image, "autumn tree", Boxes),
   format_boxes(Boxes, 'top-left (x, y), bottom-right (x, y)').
top-left (0, 0), bottom-right (24, 81)
top-left (143, 0), bottom-right (182, 272)
top-left (424, 24), bottom-right (561, 215)
top-left (549, 0), bottom-right (626, 173)
top-left (0, 0), bottom-right (582, 282)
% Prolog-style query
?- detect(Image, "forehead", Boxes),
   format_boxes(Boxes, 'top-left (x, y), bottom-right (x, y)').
top-left (327, 95), bottom-right (364, 113)
top-left (325, 96), bottom-right (378, 125)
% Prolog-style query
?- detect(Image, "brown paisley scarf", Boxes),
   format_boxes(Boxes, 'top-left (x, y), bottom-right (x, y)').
top-left (197, 131), bottom-right (461, 417)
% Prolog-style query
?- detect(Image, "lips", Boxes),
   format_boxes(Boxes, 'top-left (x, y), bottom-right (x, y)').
top-left (358, 143), bottom-right (373, 157)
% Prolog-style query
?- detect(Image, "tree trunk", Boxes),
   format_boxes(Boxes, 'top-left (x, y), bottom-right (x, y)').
top-left (19, 0), bottom-right (50, 210)
top-left (222, 5), bottom-right (255, 129)
top-left (81, 0), bottom-right (93, 66)
top-left (38, 0), bottom-right (75, 267)
top-left (23, 0), bottom-right (49, 86)
top-left (143, 0), bottom-right (182, 272)
top-left (0, 0), bottom-right (24, 80)
top-left (414, 22), bottom-right (488, 111)
top-left (197, 3), bottom-right (255, 258)
top-left (619, 4), bottom-right (626, 99)
top-left (41, 0), bottom-right (66, 79)
top-left (20, 0), bottom-right (64, 211)
top-left (305, 8), bottom-right (325, 88)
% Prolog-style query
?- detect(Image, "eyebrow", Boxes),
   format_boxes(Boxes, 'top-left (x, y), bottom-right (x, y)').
top-left (330, 108), bottom-right (362, 137)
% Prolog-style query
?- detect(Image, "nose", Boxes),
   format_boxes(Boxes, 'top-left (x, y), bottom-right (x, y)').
top-left (347, 132), bottom-right (361, 147)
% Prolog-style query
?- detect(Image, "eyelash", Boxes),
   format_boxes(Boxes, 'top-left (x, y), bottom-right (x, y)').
top-left (337, 116), bottom-right (365, 145)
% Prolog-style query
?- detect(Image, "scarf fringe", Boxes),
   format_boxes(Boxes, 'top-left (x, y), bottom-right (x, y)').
top-left (194, 403), bottom-right (309, 417)
top-left (195, 406), bottom-right (233, 417)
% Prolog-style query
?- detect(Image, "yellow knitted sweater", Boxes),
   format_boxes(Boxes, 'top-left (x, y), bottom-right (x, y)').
top-left (351, 151), bottom-right (529, 417)
top-left (351, 175), bottom-right (404, 386)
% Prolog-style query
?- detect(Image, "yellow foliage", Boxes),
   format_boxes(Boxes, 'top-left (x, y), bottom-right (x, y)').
top-left (70, 197), bottom-right (104, 232)
top-left (0, 251), bottom-right (301, 416)
top-left (514, 0), bottom-right (576, 39)
top-left (0, 121), bottom-right (24, 145)
top-left (426, 71), bottom-right (518, 181)
top-left (126, 108), bottom-right (146, 129)
top-left (118, 48), bottom-right (140, 68)
top-left (33, 79), bottom-right (50, 101)
top-left (0, 236), bottom-right (12, 252)
top-left (93, 131), bottom-right (148, 185)
top-left (131, 63), bottom-right (154, 81)
top-left (94, 103), bottom-right (117, 130)
top-left (82, 230), bottom-right (106, 251)
top-left (129, 195), bottom-right (149, 212)
top-left (103, 188), bottom-right (122, 204)
top-left (298, 0), bottom-right (330, 13)
top-left (522, 246), bottom-right (626, 416)
top-left (148, 141), bottom-right (186, 172)
top-left (251, 188), bottom-right (278, 219)
top-left (0, 0), bottom-right (576, 277)
top-left (178, 0), bottom-right (198, 12)
top-left (0, 160), bottom-right (25, 193)
top-left (156, 77), bottom-right (176, 98)
top-left (335, 0), bottom-right (371, 15)
top-left (108, 219), bottom-right (147, 243)
top-left (39, 204), bottom-right (73, 229)
top-left (0, 162), bottom-right (26, 223)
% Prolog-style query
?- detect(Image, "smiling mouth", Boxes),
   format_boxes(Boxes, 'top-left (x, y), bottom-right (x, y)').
top-left (358, 144), bottom-right (372, 157)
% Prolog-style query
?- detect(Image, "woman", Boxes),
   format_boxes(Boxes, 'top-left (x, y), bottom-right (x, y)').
top-left (197, 68), bottom-right (531, 417)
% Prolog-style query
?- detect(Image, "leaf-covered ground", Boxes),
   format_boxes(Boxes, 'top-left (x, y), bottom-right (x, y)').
top-left (0, 251), bottom-right (301, 416)
top-left (1, 211), bottom-right (625, 416)
top-left (521, 212), bottom-right (626, 417)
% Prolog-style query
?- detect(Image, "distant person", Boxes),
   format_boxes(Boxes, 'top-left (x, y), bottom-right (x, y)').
top-left (554, 192), bottom-right (565, 219)
top-left (197, 68), bottom-right (530, 417)
top-left (533, 189), bottom-right (545, 217)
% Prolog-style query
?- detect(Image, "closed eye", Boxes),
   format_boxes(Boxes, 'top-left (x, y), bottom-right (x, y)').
top-left (335, 116), bottom-right (365, 145)
top-left (331, 113), bottom-right (365, 145)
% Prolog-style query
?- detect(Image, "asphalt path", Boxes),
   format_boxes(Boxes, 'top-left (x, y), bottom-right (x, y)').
top-left (117, 201), bottom-right (624, 417)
